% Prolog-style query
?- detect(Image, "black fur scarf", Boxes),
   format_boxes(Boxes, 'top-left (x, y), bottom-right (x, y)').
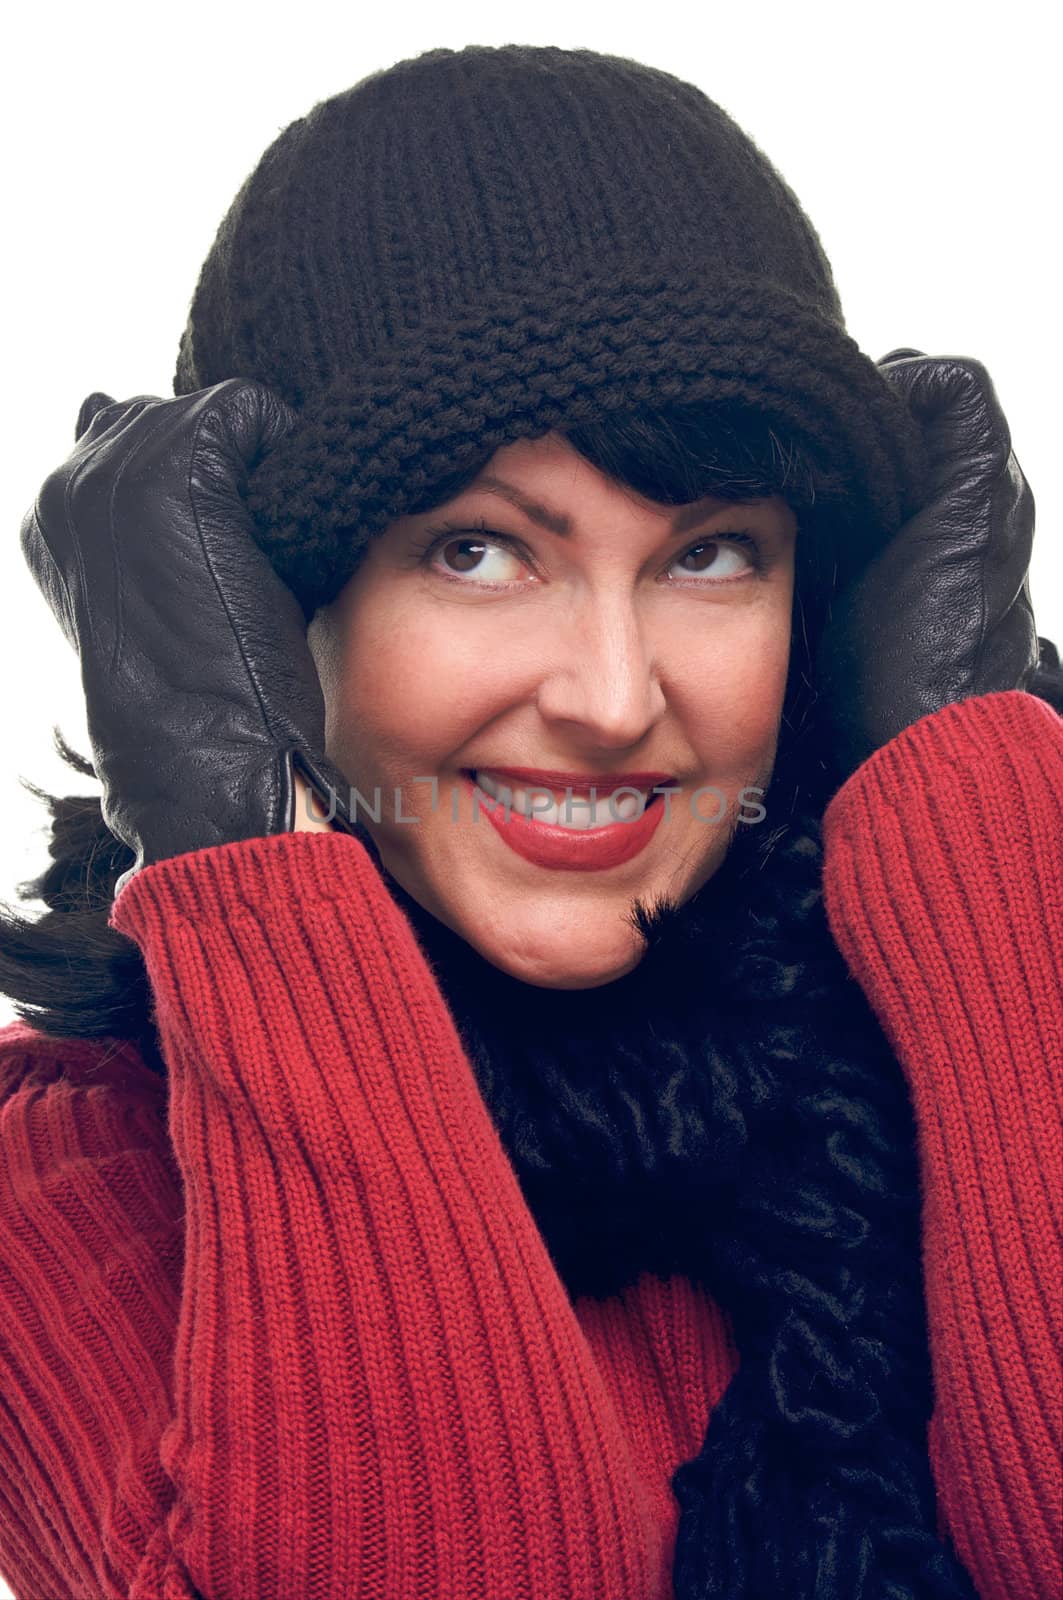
top-left (377, 800), bottom-right (981, 1599)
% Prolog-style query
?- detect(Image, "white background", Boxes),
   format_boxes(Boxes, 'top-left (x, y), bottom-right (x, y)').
top-left (0, 4), bottom-right (1057, 1589)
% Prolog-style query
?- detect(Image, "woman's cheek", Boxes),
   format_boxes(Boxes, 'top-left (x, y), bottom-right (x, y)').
top-left (334, 602), bottom-right (471, 768)
top-left (676, 611), bottom-right (791, 756)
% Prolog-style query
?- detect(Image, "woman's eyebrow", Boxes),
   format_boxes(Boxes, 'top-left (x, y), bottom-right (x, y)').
top-left (464, 475), bottom-right (734, 538)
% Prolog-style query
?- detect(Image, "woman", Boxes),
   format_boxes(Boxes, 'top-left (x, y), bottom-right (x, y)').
top-left (1, 42), bottom-right (1060, 1600)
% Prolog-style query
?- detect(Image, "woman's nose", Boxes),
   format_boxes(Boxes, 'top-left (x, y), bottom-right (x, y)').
top-left (533, 597), bottom-right (667, 748)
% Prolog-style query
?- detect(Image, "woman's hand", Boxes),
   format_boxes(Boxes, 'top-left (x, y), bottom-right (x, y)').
top-left (814, 351), bottom-right (1046, 784)
top-left (20, 380), bottom-right (356, 893)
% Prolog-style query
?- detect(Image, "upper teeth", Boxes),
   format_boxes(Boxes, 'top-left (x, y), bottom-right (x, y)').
top-left (473, 770), bottom-right (649, 829)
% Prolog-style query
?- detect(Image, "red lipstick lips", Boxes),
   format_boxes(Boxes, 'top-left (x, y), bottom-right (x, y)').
top-left (462, 770), bottom-right (671, 872)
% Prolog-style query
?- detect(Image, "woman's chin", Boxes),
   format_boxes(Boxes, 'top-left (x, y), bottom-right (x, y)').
top-left (458, 912), bottom-right (648, 990)
top-left (374, 838), bottom-right (686, 989)
top-left (474, 952), bottom-right (646, 990)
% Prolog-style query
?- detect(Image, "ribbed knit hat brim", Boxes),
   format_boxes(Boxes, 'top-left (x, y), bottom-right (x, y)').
top-left (239, 264), bottom-right (927, 614)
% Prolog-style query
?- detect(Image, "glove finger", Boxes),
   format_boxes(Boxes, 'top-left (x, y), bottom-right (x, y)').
top-left (878, 354), bottom-right (1013, 479)
top-left (197, 378), bottom-right (299, 471)
top-left (75, 392), bottom-right (117, 442)
top-left (876, 347), bottom-right (927, 365)
top-left (75, 393), bottom-right (161, 449)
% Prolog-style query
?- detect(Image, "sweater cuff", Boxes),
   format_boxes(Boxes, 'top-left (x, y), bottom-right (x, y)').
top-left (108, 829), bottom-right (387, 942)
top-left (823, 689), bottom-right (1061, 859)
top-left (820, 690), bottom-right (1061, 1083)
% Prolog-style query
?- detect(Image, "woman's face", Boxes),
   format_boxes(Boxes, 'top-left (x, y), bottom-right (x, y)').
top-left (309, 431), bottom-right (797, 988)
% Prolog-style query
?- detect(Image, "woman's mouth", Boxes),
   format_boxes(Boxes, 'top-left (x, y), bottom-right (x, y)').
top-left (460, 769), bottom-right (670, 871)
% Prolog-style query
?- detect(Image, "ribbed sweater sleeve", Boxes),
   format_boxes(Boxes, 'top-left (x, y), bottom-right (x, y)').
top-left (1, 828), bottom-right (670, 1600)
top-left (820, 689), bottom-right (1063, 1600)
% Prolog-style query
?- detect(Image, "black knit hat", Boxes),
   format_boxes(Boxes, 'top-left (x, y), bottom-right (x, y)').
top-left (174, 43), bottom-right (930, 617)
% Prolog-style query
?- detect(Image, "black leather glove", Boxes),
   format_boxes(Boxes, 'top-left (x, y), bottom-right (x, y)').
top-left (814, 350), bottom-right (1047, 785)
top-left (20, 380), bottom-right (358, 896)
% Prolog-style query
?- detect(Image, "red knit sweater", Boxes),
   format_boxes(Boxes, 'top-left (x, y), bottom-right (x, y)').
top-left (0, 690), bottom-right (1059, 1600)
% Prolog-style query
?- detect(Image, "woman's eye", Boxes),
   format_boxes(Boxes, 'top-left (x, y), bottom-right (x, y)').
top-left (431, 535), bottom-right (527, 584)
top-left (668, 533), bottom-right (761, 582)
top-left (418, 522), bottom-right (763, 588)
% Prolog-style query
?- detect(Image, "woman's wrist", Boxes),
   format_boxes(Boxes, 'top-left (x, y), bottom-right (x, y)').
top-left (293, 770), bottom-right (337, 833)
